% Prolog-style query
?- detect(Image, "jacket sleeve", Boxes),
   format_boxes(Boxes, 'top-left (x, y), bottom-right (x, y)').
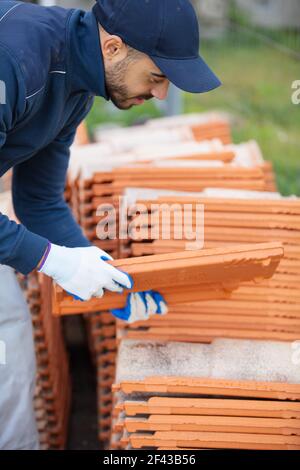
top-left (0, 46), bottom-right (48, 275)
top-left (12, 98), bottom-right (94, 253)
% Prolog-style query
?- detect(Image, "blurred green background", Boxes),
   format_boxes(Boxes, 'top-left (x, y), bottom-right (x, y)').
top-left (86, 16), bottom-right (300, 197)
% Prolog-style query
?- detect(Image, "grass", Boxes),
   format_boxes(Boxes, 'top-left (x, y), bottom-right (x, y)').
top-left (86, 30), bottom-right (300, 196)
top-left (186, 31), bottom-right (300, 196)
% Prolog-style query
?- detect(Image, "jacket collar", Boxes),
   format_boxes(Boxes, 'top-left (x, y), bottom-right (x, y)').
top-left (68, 9), bottom-right (110, 99)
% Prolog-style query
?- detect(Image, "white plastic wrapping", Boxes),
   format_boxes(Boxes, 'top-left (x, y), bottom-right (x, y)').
top-left (0, 265), bottom-right (39, 449)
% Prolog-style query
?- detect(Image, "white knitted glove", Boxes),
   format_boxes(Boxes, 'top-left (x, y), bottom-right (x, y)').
top-left (38, 243), bottom-right (133, 301)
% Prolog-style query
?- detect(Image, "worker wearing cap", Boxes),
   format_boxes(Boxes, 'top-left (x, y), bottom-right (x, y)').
top-left (0, 0), bottom-right (221, 449)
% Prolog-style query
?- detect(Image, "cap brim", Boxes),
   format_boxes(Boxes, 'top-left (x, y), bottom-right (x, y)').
top-left (150, 54), bottom-right (221, 93)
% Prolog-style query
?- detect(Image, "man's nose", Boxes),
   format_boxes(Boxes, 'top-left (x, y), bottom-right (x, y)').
top-left (151, 81), bottom-right (170, 100)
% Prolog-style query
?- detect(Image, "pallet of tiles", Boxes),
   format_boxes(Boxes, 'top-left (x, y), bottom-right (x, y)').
top-left (52, 243), bottom-right (283, 448)
top-left (111, 339), bottom-right (300, 450)
top-left (71, 137), bottom-right (274, 170)
top-left (121, 188), bottom-right (300, 342)
top-left (67, 137), bottom-right (276, 251)
top-left (74, 167), bottom-right (269, 229)
top-left (66, 118), bottom-right (277, 449)
top-left (65, 138), bottom-right (277, 270)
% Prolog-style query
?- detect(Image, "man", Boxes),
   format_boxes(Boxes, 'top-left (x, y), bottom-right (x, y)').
top-left (0, 0), bottom-right (221, 449)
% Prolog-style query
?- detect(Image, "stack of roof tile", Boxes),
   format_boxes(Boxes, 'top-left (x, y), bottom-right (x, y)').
top-left (120, 188), bottom-right (300, 343)
top-left (51, 241), bottom-right (283, 448)
top-left (68, 114), bottom-right (275, 231)
top-left (95, 112), bottom-right (232, 147)
top-left (84, 311), bottom-right (117, 442)
top-left (111, 339), bottom-right (300, 450)
top-left (66, 139), bottom-right (276, 261)
top-left (23, 274), bottom-right (71, 449)
top-left (71, 136), bottom-right (272, 169)
top-left (67, 136), bottom-right (275, 268)
top-left (64, 115), bottom-right (278, 448)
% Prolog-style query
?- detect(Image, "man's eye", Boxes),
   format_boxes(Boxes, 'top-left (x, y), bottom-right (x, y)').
top-left (150, 78), bottom-right (162, 84)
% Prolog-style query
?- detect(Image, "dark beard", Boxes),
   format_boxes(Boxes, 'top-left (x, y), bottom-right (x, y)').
top-left (104, 59), bottom-right (133, 110)
top-left (104, 57), bottom-right (153, 110)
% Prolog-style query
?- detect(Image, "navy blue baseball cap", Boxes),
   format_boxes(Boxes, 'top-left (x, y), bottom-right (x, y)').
top-left (92, 0), bottom-right (221, 93)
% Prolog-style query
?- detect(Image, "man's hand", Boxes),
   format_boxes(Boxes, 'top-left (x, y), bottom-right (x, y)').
top-left (38, 244), bottom-right (133, 301)
top-left (110, 290), bottom-right (168, 324)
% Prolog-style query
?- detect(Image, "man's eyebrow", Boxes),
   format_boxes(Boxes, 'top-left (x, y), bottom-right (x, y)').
top-left (150, 72), bottom-right (167, 78)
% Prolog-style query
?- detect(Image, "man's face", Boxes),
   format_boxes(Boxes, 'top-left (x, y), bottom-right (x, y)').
top-left (99, 28), bottom-right (170, 110)
top-left (105, 54), bottom-right (170, 110)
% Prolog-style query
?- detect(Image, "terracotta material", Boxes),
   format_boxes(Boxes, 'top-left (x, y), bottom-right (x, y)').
top-left (113, 364), bottom-right (300, 449)
top-left (123, 328), bottom-right (300, 343)
top-left (128, 210), bottom-right (300, 231)
top-left (83, 311), bottom-right (117, 444)
top-left (62, 120), bottom-right (286, 450)
top-left (51, 242), bottom-right (283, 315)
top-left (120, 415), bottom-right (300, 435)
top-left (18, 273), bottom-right (71, 449)
top-left (114, 376), bottom-right (300, 400)
top-left (125, 431), bottom-right (300, 450)
top-left (134, 196), bottom-right (300, 214)
top-left (124, 191), bottom-right (300, 343)
top-left (118, 397), bottom-right (300, 419)
top-left (125, 313), bottom-right (300, 332)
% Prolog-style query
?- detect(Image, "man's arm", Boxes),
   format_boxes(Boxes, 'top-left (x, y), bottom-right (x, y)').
top-left (11, 78), bottom-right (95, 249)
top-left (12, 125), bottom-right (92, 249)
top-left (0, 46), bottom-right (48, 274)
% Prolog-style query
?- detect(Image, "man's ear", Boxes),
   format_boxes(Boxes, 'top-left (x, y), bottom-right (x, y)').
top-left (99, 26), bottom-right (128, 63)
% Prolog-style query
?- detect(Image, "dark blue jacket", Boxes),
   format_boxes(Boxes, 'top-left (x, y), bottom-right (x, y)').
top-left (0, 0), bottom-right (109, 274)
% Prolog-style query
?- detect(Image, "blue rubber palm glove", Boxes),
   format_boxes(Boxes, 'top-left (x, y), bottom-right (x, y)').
top-left (111, 290), bottom-right (168, 324)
